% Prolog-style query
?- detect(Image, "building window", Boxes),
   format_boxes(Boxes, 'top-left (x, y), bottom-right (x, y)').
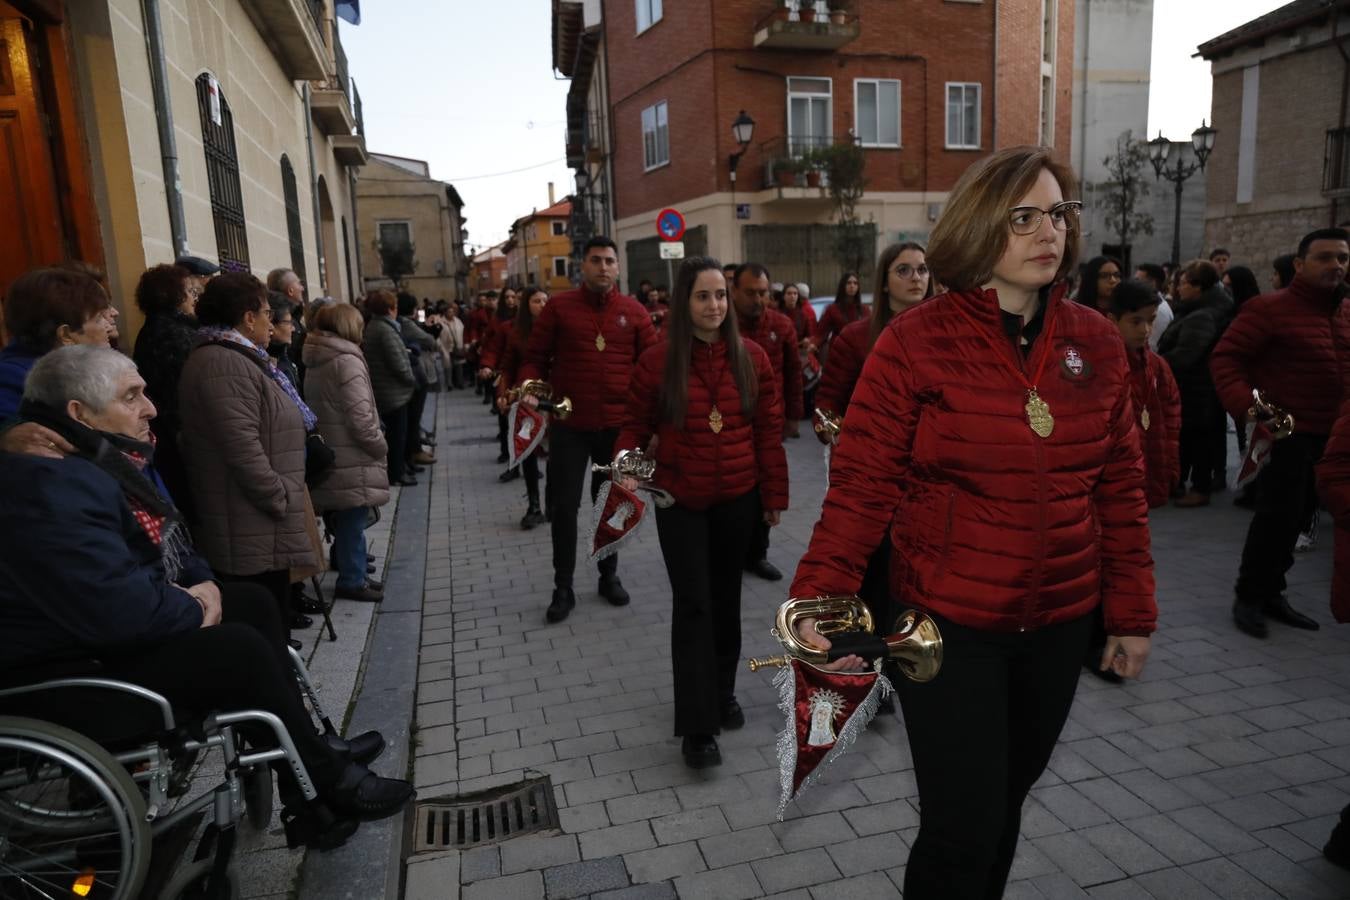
top-left (553, 257), bottom-right (568, 278)
top-left (280, 155), bottom-right (307, 290)
top-left (1040, 0), bottom-right (1058, 147)
top-left (1237, 65), bottom-right (1259, 204)
top-left (195, 73), bottom-right (250, 271)
top-left (642, 101), bottom-right (669, 171)
top-left (635, 0), bottom-right (662, 33)
top-left (377, 221), bottom-right (413, 259)
top-left (787, 77), bottom-right (832, 156)
top-left (855, 79), bottom-right (900, 148)
top-left (552, 220), bottom-right (566, 236)
top-left (945, 82), bottom-right (981, 150)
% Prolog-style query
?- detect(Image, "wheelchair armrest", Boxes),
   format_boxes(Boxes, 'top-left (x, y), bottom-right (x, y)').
top-left (0, 677), bottom-right (177, 731)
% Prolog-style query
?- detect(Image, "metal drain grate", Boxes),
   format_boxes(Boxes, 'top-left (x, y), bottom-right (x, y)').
top-left (412, 776), bottom-right (559, 851)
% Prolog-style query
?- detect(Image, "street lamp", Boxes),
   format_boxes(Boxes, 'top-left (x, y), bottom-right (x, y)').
top-left (1148, 119), bottom-right (1217, 266)
top-left (728, 110), bottom-right (756, 184)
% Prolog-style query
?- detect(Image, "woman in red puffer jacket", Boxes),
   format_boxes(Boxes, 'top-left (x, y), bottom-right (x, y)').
top-left (789, 146), bottom-right (1155, 900)
top-left (617, 256), bottom-right (788, 772)
top-left (496, 287), bottom-right (551, 530)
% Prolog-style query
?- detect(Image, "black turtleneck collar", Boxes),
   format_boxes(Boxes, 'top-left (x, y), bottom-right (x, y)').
top-left (1000, 289), bottom-right (1050, 356)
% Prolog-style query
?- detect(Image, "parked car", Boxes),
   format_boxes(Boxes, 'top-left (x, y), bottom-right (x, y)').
top-left (810, 294), bottom-right (872, 322)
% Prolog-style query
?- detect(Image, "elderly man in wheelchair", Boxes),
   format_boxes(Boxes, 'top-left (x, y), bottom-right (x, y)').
top-left (0, 346), bottom-right (414, 899)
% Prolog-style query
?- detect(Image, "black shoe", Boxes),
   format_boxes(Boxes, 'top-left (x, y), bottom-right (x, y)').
top-left (745, 559), bottom-right (783, 581)
top-left (721, 697), bottom-right (745, 730)
top-left (520, 505), bottom-right (545, 530)
top-left (1325, 821), bottom-right (1350, 871)
top-left (499, 467), bottom-right (521, 483)
top-left (325, 730), bottom-right (386, 766)
top-left (334, 585), bottom-right (384, 603)
top-left (397, 475), bottom-right (418, 487)
top-left (599, 575), bottom-right (630, 606)
top-left (1264, 595), bottom-right (1320, 630)
top-left (366, 553), bottom-right (375, 563)
top-left (367, 562), bottom-right (376, 574)
top-left (280, 801), bottom-right (359, 850)
top-left (682, 734), bottom-right (721, 769)
top-left (546, 587), bottom-right (576, 623)
top-left (407, 463), bottom-right (425, 474)
top-left (297, 595), bottom-right (327, 615)
top-left (326, 762), bottom-right (414, 822)
top-left (289, 612), bottom-right (314, 630)
top-left (365, 579), bottom-right (384, 592)
top-left (1233, 600), bottom-right (1268, 639)
top-left (496, 451), bottom-right (509, 464)
top-left (287, 638), bottom-right (303, 651)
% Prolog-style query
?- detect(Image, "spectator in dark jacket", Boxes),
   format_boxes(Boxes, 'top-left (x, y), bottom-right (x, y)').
top-left (1157, 259), bottom-right (1233, 507)
top-left (362, 290), bottom-right (417, 486)
top-left (0, 267), bottom-right (118, 420)
top-left (397, 292), bottom-right (437, 471)
top-left (1223, 265), bottom-right (1262, 311)
top-left (0, 345), bottom-right (412, 833)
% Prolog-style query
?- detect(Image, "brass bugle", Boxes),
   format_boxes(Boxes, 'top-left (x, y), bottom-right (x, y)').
top-left (1248, 389), bottom-right (1295, 440)
top-left (508, 379), bottom-right (572, 416)
top-left (592, 448), bottom-right (657, 481)
top-left (813, 407), bottom-right (842, 443)
top-left (537, 396), bottom-right (572, 420)
top-left (746, 596), bottom-right (943, 683)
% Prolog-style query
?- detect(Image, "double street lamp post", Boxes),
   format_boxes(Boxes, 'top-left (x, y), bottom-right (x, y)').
top-left (1148, 120), bottom-right (1217, 266)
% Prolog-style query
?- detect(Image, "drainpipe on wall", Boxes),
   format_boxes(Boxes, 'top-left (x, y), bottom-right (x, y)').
top-left (140, 0), bottom-right (188, 257)
top-left (348, 169), bottom-right (362, 294)
top-left (303, 82), bottom-right (325, 293)
top-left (1331, 5), bottom-right (1350, 226)
top-left (991, 0), bottom-right (999, 148)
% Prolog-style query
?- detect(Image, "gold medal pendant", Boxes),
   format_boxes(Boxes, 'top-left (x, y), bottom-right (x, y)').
top-left (595, 333), bottom-right (606, 352)
top-left (708, 405), bottom-right (724, 434)
top-left (1140, 408), bottom-right (1151, 431)
top-left (1025, 389), bottom-right (1054, 438)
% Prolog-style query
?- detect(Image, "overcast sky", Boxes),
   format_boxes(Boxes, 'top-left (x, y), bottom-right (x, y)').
top-left (341, 0), bottom-right (1289, 252)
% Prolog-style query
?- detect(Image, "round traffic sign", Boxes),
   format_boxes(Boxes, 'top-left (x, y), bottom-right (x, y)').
top-left (656, 208), bottom-right (686, 242)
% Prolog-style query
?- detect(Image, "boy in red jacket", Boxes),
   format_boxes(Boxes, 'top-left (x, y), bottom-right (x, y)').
top-left (1108, 279), bottom-right (1181, 509)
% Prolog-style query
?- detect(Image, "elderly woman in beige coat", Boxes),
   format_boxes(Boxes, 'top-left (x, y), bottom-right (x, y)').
top-left (303, 303), bottom-right (390, 602)
top-left (178, 273), bottom-right (317, 635)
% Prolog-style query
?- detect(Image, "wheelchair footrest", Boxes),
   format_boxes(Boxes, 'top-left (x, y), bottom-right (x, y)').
top-left (281, 802), bottom-right (359, 850)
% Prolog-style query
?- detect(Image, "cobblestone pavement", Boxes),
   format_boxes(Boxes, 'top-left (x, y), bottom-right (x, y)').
top-left (405, 389), bottom-right (1350, 900)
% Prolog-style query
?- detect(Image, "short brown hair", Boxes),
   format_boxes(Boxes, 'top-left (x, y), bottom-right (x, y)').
top-left (4, 267), bottom-right (110, 352)
top-left (366, 289), bottom-right (397, 317)
top-left (927, 146), bottom-right (1081, 292)
top-left (315, 302), bottom-right (365, 344)
top-left (196, 272), bottom-right (267, 328)
top-left (1181, 259), bottom-right (1220, 291)
top-left (135, 264), bottom-right (192, 316)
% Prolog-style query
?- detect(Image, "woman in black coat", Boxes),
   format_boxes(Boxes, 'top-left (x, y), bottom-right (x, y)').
top-left (1158, 259), bottom-right (1234, 507)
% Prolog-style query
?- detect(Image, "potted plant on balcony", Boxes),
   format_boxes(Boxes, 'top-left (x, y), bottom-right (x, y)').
top-left (774, 156), bottom-right (800, 188)
top-left (829, 0), bottom-right (852, 25)
top-left (772, 2), bottom-right (791, 22)
top-left (796, 0), bottom-right (818, 23)
top-left (800, 149), bottom-right (823, 188)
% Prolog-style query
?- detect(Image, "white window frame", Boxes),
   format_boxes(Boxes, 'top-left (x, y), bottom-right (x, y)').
top-left (553, 257), bottom-right (569, 278)
top-left (786, 76), bottom-right (833, 157)
top-left (854, 78), bottom-right (901, 149)
top-left (641, 100), bottom-right (670, 172)
top-left (635, 0), bottom-right (662, 34)
top-left (552, 220), bottom-right (566, 236)
top-left (945, 82), bottom-right (982, 150)
top-left (376, 220), bottom-right (413, 249)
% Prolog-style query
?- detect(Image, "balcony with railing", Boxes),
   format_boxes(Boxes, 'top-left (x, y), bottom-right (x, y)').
top-left (1325, 127), bottom-right (1350, 197)
top-left (759, 134), bottom-right (853, 200)
top-left (753, 2), bottom-right (860, 51)
top-left (332, 78), bottom-right (368, 166)
top-left (311, 18), bottom-right (356, 136)
top-left (239, 0), bottom-right (327, 79)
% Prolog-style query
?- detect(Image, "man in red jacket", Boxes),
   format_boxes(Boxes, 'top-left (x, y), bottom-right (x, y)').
top-left (519, 236), bottom-right (658, 623)
top-left (466, 292), bottom-right (497, 403)
top-left (732, 262), bottom-right (799, 580)
top-left (1211, 227), bottom-right (1350, 638)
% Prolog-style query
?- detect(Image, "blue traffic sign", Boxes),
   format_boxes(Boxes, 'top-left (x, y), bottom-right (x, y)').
top-left (656, 208), bottom-right (686, 242)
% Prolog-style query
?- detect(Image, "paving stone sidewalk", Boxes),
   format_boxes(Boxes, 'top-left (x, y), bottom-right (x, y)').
top-left (406, 389), bottom-right (1350, 900)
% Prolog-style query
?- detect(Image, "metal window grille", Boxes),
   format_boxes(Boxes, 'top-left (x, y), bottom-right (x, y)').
top-left (1324, 128), bottom-right (1350, 196)
top-left (281, 155), bottom-right (308, 290)
top-left (196, 74), bottom-right (251, 272)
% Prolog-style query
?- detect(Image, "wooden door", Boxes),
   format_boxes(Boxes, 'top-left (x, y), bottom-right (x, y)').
top-left (0, 5), bottom-right (64, 324)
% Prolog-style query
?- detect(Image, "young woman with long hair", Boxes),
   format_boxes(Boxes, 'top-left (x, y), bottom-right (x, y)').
top-left (1075, 255), bottom-right (1123, 314)
top-left (616, 256), bottom-right (788, 770)
top-left (790, 146), bottom-right (1154, 900)
top-left (482, 287), bottom-right (520, 478)
top-left (811, 270), bottom-right (865, 356)
top-left (496, 287), bottom-right (551, 528)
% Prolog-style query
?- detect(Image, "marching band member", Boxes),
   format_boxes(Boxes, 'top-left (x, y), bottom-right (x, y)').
top-left (616, 257), bottom-right (788, 769)
top-left (467, 291), bottom-right (497, 405)
top-left (810, 271), bottom-right (866, 358)
top-left (496, 287), bottom-right (550, 529)
top-left (482, 288), bottom-right (519, 477)
top-left (518, 237), bottom-right (657, 623)
top-left (789, 146), bottom-right (1155, 900)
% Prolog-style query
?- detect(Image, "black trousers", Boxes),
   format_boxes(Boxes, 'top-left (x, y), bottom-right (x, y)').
top-left (1235, 433), bottom-right (1327, 604)
top-left (860, 536), bottom-right (894, 635)
top-left (524, 453), bottom-right (543, 506)
top-left (1179, 419), bottom-right (1224, 493)
top-left (497, 412), bottom-right (509, 461)
top-left (546, 425), bottom-right (619, 588)
top-left (405, 387), bottom-right (428, 458)
top-left (655, 491), bottom-right (759, 736)
top-left (898, 612), bottom-right (1092, 900)
top-left (225, 568), bottom-right (292, 641)
top-left (745, 519), bottom-right (771, 565)
top-left (100, 582), bottom-right (345, 793)
top-left (380, 404), bottom-right (408, 483)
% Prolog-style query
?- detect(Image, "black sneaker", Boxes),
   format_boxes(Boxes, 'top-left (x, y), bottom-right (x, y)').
top-left (745, 559), bottom-right (783, 581)
top-left (546, 587), bottom-right (576, 623)
top-left (599, 575), bottom-right (630, 606)
top-left (721, 697), bottom-right (745, 730)
top-left (1233, 600), bottom-right (1268, 639)
top-left (324, 730), bottom-right (387, 766)
top-left (326, 762), bottom-right (414, 822)
top-left (499, 467), bottom-right (521, 483)
top-left (520, 506), bottom-right (545, 530)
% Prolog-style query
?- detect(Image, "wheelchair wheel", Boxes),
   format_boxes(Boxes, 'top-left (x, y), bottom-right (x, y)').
top-left (0, 715), bottom-right (151, 900)
top-left (157, 857), bottom-right (240, 900)
top-left (241, 765), bottom-right (273, 832)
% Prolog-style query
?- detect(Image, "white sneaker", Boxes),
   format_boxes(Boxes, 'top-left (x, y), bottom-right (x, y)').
top-left (1295, 532), bottom-right (1314, 553)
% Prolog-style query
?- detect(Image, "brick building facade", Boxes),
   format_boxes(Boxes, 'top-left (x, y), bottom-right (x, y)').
top-left (554, 0), bottom-right (1074, 292)
top-left (1198, 0), bottom-right (1350, 279)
